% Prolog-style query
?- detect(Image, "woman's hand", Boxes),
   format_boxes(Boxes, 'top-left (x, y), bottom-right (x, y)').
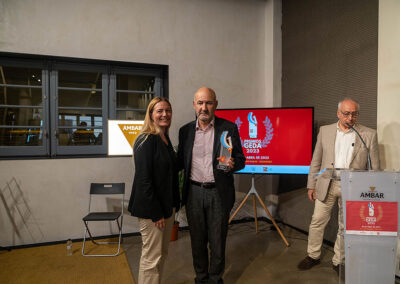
top-left (154, 217), bottom-right (165, 229)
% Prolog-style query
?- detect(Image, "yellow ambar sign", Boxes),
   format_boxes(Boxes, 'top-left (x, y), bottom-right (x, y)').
top-left (118, 124), bottom-right (143, 147)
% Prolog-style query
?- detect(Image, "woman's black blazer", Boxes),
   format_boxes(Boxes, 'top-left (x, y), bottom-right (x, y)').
top-left (128, 133), bottom-right (180, 222)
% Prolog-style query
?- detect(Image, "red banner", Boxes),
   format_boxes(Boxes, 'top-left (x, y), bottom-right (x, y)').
top-left (346, 201), bottom-right (398, 236)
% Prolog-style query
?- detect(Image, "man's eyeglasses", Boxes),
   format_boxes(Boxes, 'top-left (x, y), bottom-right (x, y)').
top-left (340, 111), bottom-right (359, 118)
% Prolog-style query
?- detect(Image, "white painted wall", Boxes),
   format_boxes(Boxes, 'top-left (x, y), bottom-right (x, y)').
top-left (377, 0), bottom-right (400, 171)
top-left (0, 157), bottom-right (134, 245)
top-left (0, 0), bottom-right (273, 143)
top-left (0, 0), bottom-right (280, 246)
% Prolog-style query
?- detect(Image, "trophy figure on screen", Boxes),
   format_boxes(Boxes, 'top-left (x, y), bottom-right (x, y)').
top-left (217, 131), bottom-right (233, 170)
top-left (248, 112), bottom-right (257, 138)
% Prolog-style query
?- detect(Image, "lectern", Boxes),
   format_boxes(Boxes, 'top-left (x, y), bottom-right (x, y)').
top-left (341, 170), bottom-right (400, 284)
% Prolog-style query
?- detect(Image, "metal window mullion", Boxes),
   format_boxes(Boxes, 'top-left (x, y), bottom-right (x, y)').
top-left (1, 146), bottom-right (50, 157)
top-left (115, 108), bottom-right (146, 112)
top-left (0, 83), bottom-right (42, 89)
top-left (52, 62), bottom-right (108, 73)
top-left (0, 104), bottom-right (43, 109)
top-left (58, 86), bottom-right (102, 92)
top-left (49, 69), bottom-right (58, 156)
top-left (42, 69), bottom-right (50, 155)
top-left (113, 66), bottom-right (161, 77)
top-left (115, 89), bottom-right (156, 94)
top-left (58, 106), bottom-right (102, 111)
top-left (155, 77), bottom-right (161, 97)
top-left (109, 73), bottom-right (116, 119)
top-left (58, 126), bottom-right (103, 129)
top-left (0, 125), bottom-right (42, 129)
top-left (102, 73), bottom-right (108, 154)
top-left (56, 144), bottom-right (104, 155)
top-left (160, 73), bottom-right (164, 97)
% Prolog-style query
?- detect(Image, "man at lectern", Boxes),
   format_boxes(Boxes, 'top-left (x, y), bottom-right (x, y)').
top-left (177, 87), bottom-right (245, 283)
top-left (298, 98), bottom-right (380, 274)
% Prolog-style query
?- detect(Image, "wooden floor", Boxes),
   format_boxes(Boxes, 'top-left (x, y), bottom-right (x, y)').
top-left (1, 239), bottom-right (134, 284)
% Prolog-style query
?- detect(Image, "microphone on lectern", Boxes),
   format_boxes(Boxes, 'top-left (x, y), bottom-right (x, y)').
top-left (345, 122), bottom-right (372, 170)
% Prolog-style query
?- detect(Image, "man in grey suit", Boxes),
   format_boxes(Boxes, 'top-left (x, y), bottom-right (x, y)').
top-left (297, 98), bottom-right (379, 274)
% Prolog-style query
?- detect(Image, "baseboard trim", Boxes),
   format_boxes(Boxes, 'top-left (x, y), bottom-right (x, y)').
top-left (4, 217), bottom-right (334, 250)
top-left (3, 232), bottom-right (141, 250)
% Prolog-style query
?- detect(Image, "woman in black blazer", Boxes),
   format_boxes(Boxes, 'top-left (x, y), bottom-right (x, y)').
top-left (128, 97), bottom-right (180, 284)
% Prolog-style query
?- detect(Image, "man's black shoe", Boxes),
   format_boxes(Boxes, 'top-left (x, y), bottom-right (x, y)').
top-left (297, 256), bottom-right (321, 270)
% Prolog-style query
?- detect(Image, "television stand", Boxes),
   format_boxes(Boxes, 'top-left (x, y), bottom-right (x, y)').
top-left (229, 174), bottom-right (290, 247)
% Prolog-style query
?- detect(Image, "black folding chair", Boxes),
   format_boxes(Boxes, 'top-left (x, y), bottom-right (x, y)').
top-left (82, 183), bottom-right (125, 257)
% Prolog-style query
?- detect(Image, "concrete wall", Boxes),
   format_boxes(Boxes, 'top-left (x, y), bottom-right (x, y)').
top-left (0, 0), bottom-right (272, 145)
top-left (0, 157), bottom-right (134, 245)
top-left (377, 0), bottom-right (400, 171)
top-left (0, 0), bottom-right (281, 246)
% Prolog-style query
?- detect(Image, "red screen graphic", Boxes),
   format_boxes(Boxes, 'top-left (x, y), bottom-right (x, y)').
top-left (215, 108), bottom-right (313, 173)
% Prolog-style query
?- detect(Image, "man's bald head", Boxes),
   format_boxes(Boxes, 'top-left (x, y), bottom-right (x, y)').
top-left (194, 87), bottom-right (216, 101)
top-left (193, 86), bottom-right (218, 126)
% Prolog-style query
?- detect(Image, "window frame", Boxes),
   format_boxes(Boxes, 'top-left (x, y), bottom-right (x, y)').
top-left (109, 66), bottom-right (163, 119)
top-left (0, 58), bottom-right (50, 157)
top-left (0, 53), bottom-right (168, 159)
top-left (50, 62), bottom-right (109, 156)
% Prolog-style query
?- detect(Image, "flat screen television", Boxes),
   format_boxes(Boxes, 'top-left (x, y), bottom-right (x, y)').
top-left (215, 107), bottom-right (314, 174)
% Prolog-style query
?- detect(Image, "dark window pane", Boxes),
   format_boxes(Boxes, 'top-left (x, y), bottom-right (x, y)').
top-left (116, 74), bottom-right (155, 91)
top-left (117, 92), bottom-right (152, 109)
top-left (0, 66), bottom-right (42, 86)
top-left (0, 127), bottom-right (43, 146)
top-left (58, 70), bottom-right (102, 89)
top-left (58, 110), bottom-right (102, 127)
top-left (58, 128), bottom-right (102, 146)
top-left (0, 87), bottom-right (42, 106)
top-left (58, 90), bottom-right (102, 108)
top-left (117, 110), bottom-right (145, 120)
top-left (0, 107), bottom-right (43, 126)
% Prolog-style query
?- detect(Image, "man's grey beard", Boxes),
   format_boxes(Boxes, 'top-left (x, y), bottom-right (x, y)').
top-left (197, 113), bottom-right (211, 122)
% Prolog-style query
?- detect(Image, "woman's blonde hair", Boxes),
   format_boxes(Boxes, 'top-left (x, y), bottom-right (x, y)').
top-left (135, 97), bottom-right (172, 147)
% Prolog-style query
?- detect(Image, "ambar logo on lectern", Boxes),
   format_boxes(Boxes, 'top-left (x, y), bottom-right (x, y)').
top-left (360, 186), bottom-right (384, 199)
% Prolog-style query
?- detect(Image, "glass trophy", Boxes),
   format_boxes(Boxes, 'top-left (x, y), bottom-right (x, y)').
top-left (217, 131), bottom-right (233, 170)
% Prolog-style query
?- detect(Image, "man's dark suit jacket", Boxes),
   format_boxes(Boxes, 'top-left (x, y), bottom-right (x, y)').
top-left (128, 134), bottom-right (180, 222)
top-left (177, 116), bottom-right (246, 212)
